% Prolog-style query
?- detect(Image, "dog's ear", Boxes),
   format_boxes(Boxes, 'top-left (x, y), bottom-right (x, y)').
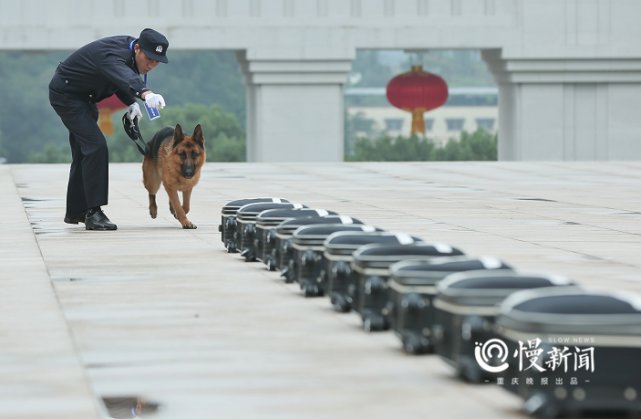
top-left (192, 124), bottom-right (205, 147)
top-left (173, 124), bottom-right (184, 147)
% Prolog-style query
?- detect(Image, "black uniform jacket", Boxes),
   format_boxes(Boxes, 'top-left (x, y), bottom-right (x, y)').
top-left (53, 35), bottom-right (148, 105)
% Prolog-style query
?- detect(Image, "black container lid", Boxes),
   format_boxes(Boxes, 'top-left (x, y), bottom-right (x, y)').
top-left (389, 256), bottom-right (512, 287)
top-left (292, 224), bottom-right (381, 247)
top-left (323, 231), bottom-right (422, 256)
top-left (497, 288), bottom-right (641, 338)
top-left (256, 208), bottom-right (337, 228)
top-left (436, 270), bottom-right (575, 308)
top-left (222, 197), bottom-right (289, 215)
top-left (237, 202), bottom-right (305, 222)
top-left (352, 242), bottom-right (464, 270)
top-left (275, 215), bottom-right (363, 236)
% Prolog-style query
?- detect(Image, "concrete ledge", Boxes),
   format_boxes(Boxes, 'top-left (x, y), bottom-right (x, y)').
top-left (0, 166), bottom-right (103, 419)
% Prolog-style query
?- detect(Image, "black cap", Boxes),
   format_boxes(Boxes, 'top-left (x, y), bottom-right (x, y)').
top-left (138, 28), bottom-right (169, 63)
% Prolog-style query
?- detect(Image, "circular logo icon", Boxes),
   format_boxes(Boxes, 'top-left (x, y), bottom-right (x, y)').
top-left (474, 338), bottom-right (509, 373)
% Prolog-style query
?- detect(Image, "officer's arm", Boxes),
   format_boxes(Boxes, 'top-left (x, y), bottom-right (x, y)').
top-left (114, 89), bottom-right (136, 106)
top-left (100, 53), bottom-right (149, 100)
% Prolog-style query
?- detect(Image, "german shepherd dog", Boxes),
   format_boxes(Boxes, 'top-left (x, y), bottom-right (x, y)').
top-left (142, 124), bottom-right (205, 229)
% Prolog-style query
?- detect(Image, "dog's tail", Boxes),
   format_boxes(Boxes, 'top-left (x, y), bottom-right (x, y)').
top-left (145, 126), bottom-right (175, 159)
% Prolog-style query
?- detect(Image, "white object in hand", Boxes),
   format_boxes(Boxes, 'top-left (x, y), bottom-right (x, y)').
top-left (126, 102), bottom-right (142, 122)
top-left (144, 93), bottom-right (166, 110)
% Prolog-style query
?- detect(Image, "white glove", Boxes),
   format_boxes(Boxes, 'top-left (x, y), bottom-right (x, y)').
top-left (126, 102), bottom-right (142, 122)
top-left (144, 93), bottom-right (166, 110)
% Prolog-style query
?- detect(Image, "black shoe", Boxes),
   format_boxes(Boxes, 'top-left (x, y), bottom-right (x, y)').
top-left (64, 212), bottom-right (86, 224)
top-left (85, 207), bottom-right (117, 231)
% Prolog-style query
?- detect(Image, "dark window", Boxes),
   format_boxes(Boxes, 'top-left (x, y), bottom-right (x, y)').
top-left (424, 118), bottom-right (434, 131)
top-left (384, 118), bottom-right (404, 131)
top-left (476, 118), bottom-right (495, 131)
top-left (446, 118), bottom-right (465, 131)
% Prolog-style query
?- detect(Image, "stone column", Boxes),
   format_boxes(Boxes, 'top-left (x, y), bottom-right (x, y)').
top-left (483, 49), bottom-right (641, 161)
top-left (238, 52), bottom-right (353, 162)
top-left (236, 51), bottom-right (258, 162)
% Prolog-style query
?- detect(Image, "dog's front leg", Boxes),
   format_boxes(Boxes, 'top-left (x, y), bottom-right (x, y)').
top-left (142, 158), bottom-right (161, 219)
top-left (182, 188), bottom-right (192, 214)
top-left (165, 186), bottom-right (196, 229)
top-left (149, 194), bottom-right (158, 219)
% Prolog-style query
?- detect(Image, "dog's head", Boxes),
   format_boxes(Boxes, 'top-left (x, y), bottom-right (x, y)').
top-left (173, 124), bottom-right (206, 179)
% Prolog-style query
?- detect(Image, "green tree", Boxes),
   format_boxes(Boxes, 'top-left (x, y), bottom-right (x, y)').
top-left (344, 111), bottom-right (378, 156)
top-left (107, 103), bottom-right (245, 162)
top-left (0, 50), bottom-right (246, 163)
top-left (0, 129), bottom-right (6, 160)
top-left (0, 51), bottom-right (70, 163)
top-left (28, 143), bottom-right (71, 163)
top-left (150, 51), bottom-right (246, 124)
top-left (347, 111), bottom-right (377, 135)
top-left (350, 50), bottom-right (398, 87)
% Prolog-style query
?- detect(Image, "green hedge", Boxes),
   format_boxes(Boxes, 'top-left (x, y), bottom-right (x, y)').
top-left (345, 129), bottom-right (497, 161)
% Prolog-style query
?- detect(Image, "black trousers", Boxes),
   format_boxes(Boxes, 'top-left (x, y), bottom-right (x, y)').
top-left (49, 77), bottom-right (109, 217)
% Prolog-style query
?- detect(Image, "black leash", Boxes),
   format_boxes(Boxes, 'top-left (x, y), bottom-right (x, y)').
top-left (121, 112), bottom-right (148, 156)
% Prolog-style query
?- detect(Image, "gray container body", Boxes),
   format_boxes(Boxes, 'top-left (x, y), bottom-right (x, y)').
top-left (291, 224), bottom-right (380, 297)
top-left (237, 202), bottom-right (305, 262)
top-left (323, 231), bottom-right (422, 313)
top-left (274, 217), bottom-right (363, 285)
top-left (495, 288), bottom-right (641, 418)
top-left (431, 271), bottom-right (575, 383)
top-left (351, 243), bottom-right (465, 332)
top-left (255, 208), bottom-right (336, 269)
top-left (219, 197), bottom-right (289, 253)
top-left (387, 257), bottom-right (512, 354)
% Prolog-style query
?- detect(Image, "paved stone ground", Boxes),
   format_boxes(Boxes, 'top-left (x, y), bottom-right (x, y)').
top-left (1, 161), bottom-right (640, 418)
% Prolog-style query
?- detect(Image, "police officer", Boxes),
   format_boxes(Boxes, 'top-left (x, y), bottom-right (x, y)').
top-left (49, 28), bottom-right (169, 231)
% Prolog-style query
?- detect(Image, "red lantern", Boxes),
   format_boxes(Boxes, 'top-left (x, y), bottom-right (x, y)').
top-left (97, 95), bottom-right (127, 136)
top-left (386, 65), bottom-right (449, 135)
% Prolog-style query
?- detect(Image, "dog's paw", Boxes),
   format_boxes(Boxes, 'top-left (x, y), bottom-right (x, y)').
top-left (150, 208), bottom-right (157, 219)
top-left (182, 222), bottom-right (197, 229)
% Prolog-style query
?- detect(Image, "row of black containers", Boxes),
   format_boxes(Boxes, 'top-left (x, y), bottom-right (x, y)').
top-left (218, 197), bottom-right (641, 418)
